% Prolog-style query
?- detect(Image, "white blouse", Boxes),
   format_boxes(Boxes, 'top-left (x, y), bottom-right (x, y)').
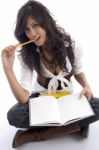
top-left (19, 45), bottom-right (83, 94)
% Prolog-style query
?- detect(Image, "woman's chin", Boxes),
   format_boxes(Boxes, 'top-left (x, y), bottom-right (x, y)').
top-left (34, 41), bottom-right (44, 47)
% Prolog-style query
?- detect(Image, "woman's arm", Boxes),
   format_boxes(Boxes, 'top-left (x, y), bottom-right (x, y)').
top-left (72, 44), bottom-right (93, 100)
top-left (4, 68), bottom-right (30, 104)
top-left (1, 45), bottom-right (30, 104)
top-left (74, 72), bottom-right (93, 100)
top-left (74, 72), bottom-right (89, 87)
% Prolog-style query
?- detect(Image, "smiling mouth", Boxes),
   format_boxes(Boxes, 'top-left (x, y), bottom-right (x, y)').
top-left (33, 35), bottom-right (40, 42)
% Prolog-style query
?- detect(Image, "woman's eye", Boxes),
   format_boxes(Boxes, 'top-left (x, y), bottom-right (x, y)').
top-left (33, 24), bottom-right (39, 28)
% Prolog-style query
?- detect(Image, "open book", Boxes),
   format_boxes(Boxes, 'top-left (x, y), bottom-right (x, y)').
top-left (29, 93), bottom-right (95, 126)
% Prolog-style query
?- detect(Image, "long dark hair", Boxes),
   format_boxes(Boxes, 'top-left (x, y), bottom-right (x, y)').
top-left (14, 0), bottom-right (75, 74)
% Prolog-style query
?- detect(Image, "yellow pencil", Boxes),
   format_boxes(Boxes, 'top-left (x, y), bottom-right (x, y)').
top-left (15, 39), bottom-right (34, 48)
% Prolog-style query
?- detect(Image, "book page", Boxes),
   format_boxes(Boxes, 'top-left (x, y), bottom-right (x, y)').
top-left (29, 96), bottom-right (61, 126)
top-left (57, 93), bottom-right (94, 124)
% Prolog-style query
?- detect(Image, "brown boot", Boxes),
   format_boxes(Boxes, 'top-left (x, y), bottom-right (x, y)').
top-left (80, 125), bottom-right (89, 138)
top-left (12, 127), bottom-right (46, 148)
top-left (12, 123), bottom-right (80, 148)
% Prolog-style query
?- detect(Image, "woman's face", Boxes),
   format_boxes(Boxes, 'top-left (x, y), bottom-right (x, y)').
top-left (25, 17), bottom-right (47, 47)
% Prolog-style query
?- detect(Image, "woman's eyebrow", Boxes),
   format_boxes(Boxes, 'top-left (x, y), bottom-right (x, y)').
top-left (31, 21), bottom-right (38, 25)
top-left (26, 22), bottom-right (38, 28)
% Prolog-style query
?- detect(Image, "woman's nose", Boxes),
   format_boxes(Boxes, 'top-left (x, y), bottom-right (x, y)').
top-left (30, 29), bottom-right (37, 39)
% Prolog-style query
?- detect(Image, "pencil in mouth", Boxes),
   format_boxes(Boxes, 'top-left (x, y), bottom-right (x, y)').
top-left (15, 36), bottom-right (39, 48)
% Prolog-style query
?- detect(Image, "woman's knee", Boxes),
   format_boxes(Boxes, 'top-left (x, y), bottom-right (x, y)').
top-left (7, 103), bottom-right (20, 127)
top-left (7, 110), bottom-right (15, 126)
top-left (7, 103), bottom-right (29, 128)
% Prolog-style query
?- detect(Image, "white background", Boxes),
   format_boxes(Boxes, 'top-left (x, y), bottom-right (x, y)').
top-left (0, 0), bottom-right (99, 149)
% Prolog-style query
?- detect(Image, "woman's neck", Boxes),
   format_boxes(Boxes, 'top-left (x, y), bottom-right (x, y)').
top-left (40, 47), bottom-right (54, 63)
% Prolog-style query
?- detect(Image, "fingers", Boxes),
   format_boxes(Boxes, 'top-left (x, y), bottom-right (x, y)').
top-left (80, 90), bottom-right (85, 99)
top-left (85, 93), bottom-right (93, 101)
top-left (2, 45), bottom-right (16, 57)
top-left (80, 89), bottom-right (93, 101)
top-left (4, 45), bottom-right (16, 52)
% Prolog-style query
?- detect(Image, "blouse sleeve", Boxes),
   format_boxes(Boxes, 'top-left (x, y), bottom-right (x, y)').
top-left (73, 43), bottom-right (83, 75)
top-left (18, 55), bottom-right (33, 94)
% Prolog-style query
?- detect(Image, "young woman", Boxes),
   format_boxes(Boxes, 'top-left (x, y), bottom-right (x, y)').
top-left (1, 0), bottom-right (99, 148)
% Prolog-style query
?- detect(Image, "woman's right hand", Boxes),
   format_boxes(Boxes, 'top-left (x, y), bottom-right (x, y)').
top-left (1, 45), bottom-right (16, 70)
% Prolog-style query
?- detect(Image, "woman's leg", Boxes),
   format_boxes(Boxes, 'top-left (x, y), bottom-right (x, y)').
top-left (79, 97), bottom-right (99, 128)
top-left (7, 92), bottom-right (40, 128)
top-left (7, 103), bottom-right (29, 128)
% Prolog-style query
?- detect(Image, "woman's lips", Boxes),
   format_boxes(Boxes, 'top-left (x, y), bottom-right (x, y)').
top-left (34, 37), bottom-right (40, 43)
top-left (33, 35), bottom-right (40, 41)
top-left (32, 35), bottom-right (41, 45)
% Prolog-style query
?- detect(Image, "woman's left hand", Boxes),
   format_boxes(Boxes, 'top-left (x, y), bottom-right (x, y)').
top-left (80, 86), bottom-right (93, 101)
